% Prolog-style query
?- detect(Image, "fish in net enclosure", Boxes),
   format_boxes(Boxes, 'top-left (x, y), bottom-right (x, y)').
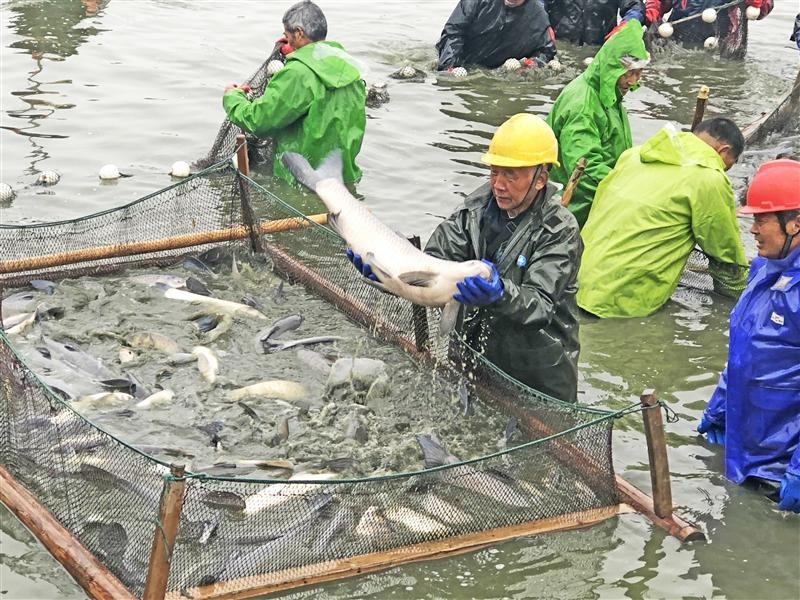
top-left (1, 161), bottom-right (670, 598)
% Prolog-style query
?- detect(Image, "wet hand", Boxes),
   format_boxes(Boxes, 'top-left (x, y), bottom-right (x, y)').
top-left (345, 248), bottom-right (378, 281)
top-left (778, 473), bottom-right (800, 513)
top-left (697, 414), bottom-right (724, 445)
top-left (224, 83), bottom-right (245, 93)
top-left (454, 259), bottom-right (504, 306)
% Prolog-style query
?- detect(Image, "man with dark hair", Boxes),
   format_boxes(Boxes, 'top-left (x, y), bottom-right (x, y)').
top-left (436, 0), bottom-right (557, 71)
top-left (223, 0), bottom-right (366, 184)
top-left (545, 0), bottom-right (645, 46)
top-left (699, 159), bottom-right (800, 514)
top-left (577, 118), bottom-right (748, 318)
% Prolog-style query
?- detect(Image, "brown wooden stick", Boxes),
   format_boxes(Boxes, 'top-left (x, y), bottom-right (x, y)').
top-left (690, 85), bottom-right (710, 132)
top-left (143, 464), bottom-right (187, 600)
top-left (0, 213), bottom-right (328, 275)
top-left (171, 505), bottom-right (622, 600)
top-left (0, 464), bottom-right (136, 600)
top-left (640, 390), bottom-right (673, 518)
top-left (235, 134), bottom-right (250, 176)
top-left (560, 157), bottom-right (587, 207)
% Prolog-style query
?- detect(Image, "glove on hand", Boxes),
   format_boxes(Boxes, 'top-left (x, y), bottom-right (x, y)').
top-left (778, 473), bottom-right (800, 513)
top-left (454, 259), bottom-right (504, 306)
top-left (697, 413), bottom-right (725, 445)
top-left (276, 36), bottom-right (294, 55)
top-left (345, 249), bottom-right (378, 281)
top-left (644, 0), bottom-right (662, 24)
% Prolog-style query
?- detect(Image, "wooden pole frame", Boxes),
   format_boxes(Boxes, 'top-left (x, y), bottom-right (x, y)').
top-left (0, 464), bottom-right (136, 600)
top-left (640, 390), bottom-right (674, 518)
top-left (690, 85), bottom-right (710, 132)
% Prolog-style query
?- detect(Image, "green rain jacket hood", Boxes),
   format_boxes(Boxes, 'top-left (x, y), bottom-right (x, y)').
top-left (546, 20), bottom-right (649, 228)
top-left (425, 182), bottom-right (582, 402)
top-left (577, 126), bottom-right (748, 318)
top-left (223, 40), bottom-right (366, 184)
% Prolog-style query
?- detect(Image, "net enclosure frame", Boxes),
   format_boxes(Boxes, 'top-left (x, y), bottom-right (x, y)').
top-left (0, 158), bottom-right (703, 600)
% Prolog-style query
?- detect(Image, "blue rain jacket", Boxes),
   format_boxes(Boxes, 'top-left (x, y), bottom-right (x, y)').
top-left (705, 244), bottom-right (800, 484)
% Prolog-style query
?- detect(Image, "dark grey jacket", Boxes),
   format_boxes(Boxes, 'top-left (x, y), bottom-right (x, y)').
top-left (425, 181), bottom-right (582, 402)
top-left (546, 0), bottom-right (644, 45)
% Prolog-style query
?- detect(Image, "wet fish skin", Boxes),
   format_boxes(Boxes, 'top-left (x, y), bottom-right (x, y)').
top-left (128, 332), bottom-right (181, 355)
top-left (164, 287), bottom-right (267, 320)
top-left (192, 346), bottom-right (219, 384)
top-left (182, 256), bottom-right (217, 279)
top-left (129, 274), bottom-right (187, 289)
top-left (238, 401), bottom-right (260, 420)
top-left (39, 336), bottom-right (117, 381)
top-left (30, 279), bottom-right (57, 295)
top-left (457, 379), bottom-right (471, 416)
top-left (71, 392), bottom-right (135, 411)
top-left (135, 389), bottom-right (175, 409)
top-left (186, 276), bottom-right (211, 296)
top-left (263, 335), bottom-right (345, 353)
top-left (224, 380), bottom-right (307, 403)
top-left (200, 490), bottom-right (247, 512)
top-left (255, 314), bottom-right (304, 349)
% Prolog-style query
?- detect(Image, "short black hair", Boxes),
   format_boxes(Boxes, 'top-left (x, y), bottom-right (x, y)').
top-left (695, 118), bottom-right (745, 159)
top-left (283, 1), bottom-right (327, 42)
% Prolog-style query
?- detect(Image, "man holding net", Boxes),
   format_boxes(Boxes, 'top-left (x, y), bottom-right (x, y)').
top-left (698, 159), bottom-right (800, 515)
top-left (349, 114), bottom-right (582, 402)
top-left (223, 1), bottom-right (366, 184)
top-left (576, 118), bottom-right (748, 318)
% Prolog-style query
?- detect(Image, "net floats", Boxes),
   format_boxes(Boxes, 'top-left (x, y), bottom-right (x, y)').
top-left (98, 164), bottom-right (121, 180)
top-left (704, 36), bottom-right (719, 50)
top-left (266, 59), bottom-right (285, 75)
top-left (36, 170), bottom-right (61, 186)
top-left (170, 161), bottom-right (191, 178)
top-left (658, 22), bottom-right (674, 38)
top-left (0, 183), bottom-right (15, 202)
top-left (745, 5), bottom-right (760, 19)
top-left (701, 8), bottom-right (717, 22)
top-left (450, 66), bottom-right (468, 78)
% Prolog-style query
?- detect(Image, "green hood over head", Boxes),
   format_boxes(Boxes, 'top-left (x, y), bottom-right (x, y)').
top-left (584, 20), bottom-right (649, 108)
top-left (288, 40), bottom-right (362, 89)
top-left (640, 125), bottom-right (726, 171)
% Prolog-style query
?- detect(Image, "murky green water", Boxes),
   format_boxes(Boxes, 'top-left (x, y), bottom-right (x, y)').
top-left (1, 1), bottom-right (799, 599)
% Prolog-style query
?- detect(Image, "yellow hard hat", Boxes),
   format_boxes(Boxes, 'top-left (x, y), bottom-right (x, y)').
top-left (481, 113), bottom-right (560, 168)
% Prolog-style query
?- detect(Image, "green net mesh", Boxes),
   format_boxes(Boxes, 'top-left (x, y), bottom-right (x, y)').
top-left (0, 162), bottom-right (621, 597)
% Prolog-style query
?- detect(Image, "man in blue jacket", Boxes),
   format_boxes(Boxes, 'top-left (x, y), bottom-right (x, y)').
top-left (699, 159), bottom-right (800, 513)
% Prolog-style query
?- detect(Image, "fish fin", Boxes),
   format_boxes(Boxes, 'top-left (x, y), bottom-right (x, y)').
top-left (397, 271), bottom-right (437, 287)
top-left (415, 434), bottom-right (450, 469)
top-left (438, 300), bottom-right (460, 337)
top-left (281, 150), bottom-right (343, 190)
top-left (361, 277), bottom-right (395, 296)
top-left (327, 211), bottom-right (344, 238)
top-left (364, 252), bottom-right (393, 280)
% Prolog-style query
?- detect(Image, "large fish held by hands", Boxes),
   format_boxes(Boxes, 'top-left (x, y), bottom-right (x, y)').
top-left (281, 150), bottom-right (491, 332)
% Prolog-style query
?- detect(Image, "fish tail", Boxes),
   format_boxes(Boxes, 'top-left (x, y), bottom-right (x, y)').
top-left (281, 150), bottom-right (343, 190)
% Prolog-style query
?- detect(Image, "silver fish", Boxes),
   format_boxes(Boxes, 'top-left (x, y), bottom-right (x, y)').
top-left (263, 335), bottom-right (344, 353)
top-left (281, 150), bottom-right (492, 332)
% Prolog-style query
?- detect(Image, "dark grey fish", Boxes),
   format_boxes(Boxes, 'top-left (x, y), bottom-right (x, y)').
top-left (135, 445), bottom-right (195, 459)
top-left (192, 313), bottom-right (220, 333)
top-left (256, 314), bottom-right (304, 346)
top-left (457, 379), bottom-right (471, 416)
top-left (99, 378), bottom-right (136, 393)
top-left (40, 337), bottom-right (116, 381)
top-left (416, 434), bottom-right (459, 469)
top-left (238, 401), bottom-right (260, 421)
top-left (319, 457), bottom-right (357, 473)
top-left (263, 335), bottom-right (344, 353)
top-left (182, 257), bottom-right (217, 279)
top-left (197, 247), bottom-right (231, 268)
top-left (504, 416), bottom-right (518, 443)
top-left (268, 417), bottom-right (290, 447)
top-left (199, 420), bottom-right (224, 450)
top-left (185, 276), bottom-right (211, 296)
top-left (272, 280), bottom-right (286, 304)
top-left (30, 279), bottom-right (57, 295)
top-left (199, 490), bottom-right (246, 512)
top-left (240, 294), bottom-right (264, 311)
top-left (108, 408), bottom-right (136, 418)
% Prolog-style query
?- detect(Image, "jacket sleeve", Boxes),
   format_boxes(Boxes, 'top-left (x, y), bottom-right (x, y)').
top-left (531, 24), bottom-right (557, 65)
top-left (689, 174), bottom-right (748, 297)
top-left (491, 222), bottom-right (581, 328)
top-left (620, 0), bottom-right (646, 22)
top-left (705, 367), bottom-right (728, 426)
top-left (222, 63), bottom-right (315, 137)
top-left (436, 0), bottom-right (479, 70)
top-left (424, 210), bottom-right (474, 263)
top-left (789, 442), bottom-right (800, 479)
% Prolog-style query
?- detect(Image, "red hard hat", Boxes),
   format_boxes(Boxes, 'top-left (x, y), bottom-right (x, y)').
top-left (738, 159), bottom-right (800, 214)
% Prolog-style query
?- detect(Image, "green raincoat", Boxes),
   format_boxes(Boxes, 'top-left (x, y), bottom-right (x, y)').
top-left (577, 126), bottom-right (748, 318)
top-left (425, 182), bottom-right (582, 402)
top-left (546, 20), bottom-right (649, 228)
top-left (223, 41), bottom-right (366, 184)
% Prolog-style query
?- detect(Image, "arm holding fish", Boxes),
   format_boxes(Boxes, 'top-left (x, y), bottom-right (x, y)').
top-left (345, 248), bottom-right (378, 281)
top-left (223, 63), bottom-right (317, 137)
top-left (435, 0), bottom-right (479, 70)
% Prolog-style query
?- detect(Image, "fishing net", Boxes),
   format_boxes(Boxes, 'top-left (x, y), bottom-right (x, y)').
top-left (0, 161), bottom-right (626, 598)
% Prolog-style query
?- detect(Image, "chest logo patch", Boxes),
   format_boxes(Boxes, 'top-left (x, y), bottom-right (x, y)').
top-left (516, 254), bottom-right (528, 267)
top-left (771, 311), bottom-right (785, 326)
top-left (773, 276), bottom-right (792, 291)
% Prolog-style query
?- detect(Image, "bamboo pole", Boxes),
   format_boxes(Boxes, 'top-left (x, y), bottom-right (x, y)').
top-left (171, 505), bottom-right (622, 600)
top-left (639, 391), bottom-right (673, 519)
top-left (0, 464), bottom-right (136, 600)
top-left (690, 86), bottom-right (710, 132)
top-left (560, 157), bottom-right (587, 207)
top-left (0, 213), bottom-right (328, 275)
top-left (142, 464), bottom-right (187, 600)
top-left (235, 134), bottom-right (249, 177)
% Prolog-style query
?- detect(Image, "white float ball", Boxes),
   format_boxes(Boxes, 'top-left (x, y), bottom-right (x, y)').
top-left (399, 65), bottom-right (416, 78)
top-left (503, 58), bottom-right (521, 71)
top-left (546, 58), bottom-right (563, 71)
top-left (266, 60), bottom-right (284, 75)
top-left (170, 160), bottom-right (191, 178)
top-left (704, 36), bottom-right (719, 49)
top-left (0, 182), bottom-right (14, 202)
top-left (98, 164), bottom-right (120, 180)
top-left (37, 170), bottom-right (61, 185)
top-left (745, 5), bottom-right (760, 19)
top-left (658, 22), bottom-right (674, 38)
top-left (701, 8), bottom-right (717, 22)
top-left (583, 56), bottom-right (594, 66)
top-left (451, 66), bottom-right (468, 78)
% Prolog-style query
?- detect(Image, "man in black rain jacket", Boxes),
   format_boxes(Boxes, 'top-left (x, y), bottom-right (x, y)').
top-left (546, 0), bottom-right (645, 46)
top-left (436, 0), bottom-right (557, 71)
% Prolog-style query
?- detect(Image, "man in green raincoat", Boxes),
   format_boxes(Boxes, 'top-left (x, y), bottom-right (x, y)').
top-left (577, 118), bottom-right (749, 318)
top-left (223, 1), bottom-right (366, 184)
top-left (546, 20), bottom-right (649, 228)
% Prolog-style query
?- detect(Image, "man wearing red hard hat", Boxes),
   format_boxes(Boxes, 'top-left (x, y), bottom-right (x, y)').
top-left (699, 159), bottom-right (800, 514)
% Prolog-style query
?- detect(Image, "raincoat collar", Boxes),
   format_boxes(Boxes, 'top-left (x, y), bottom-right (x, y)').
top-left (583, 20), bottom-right (649, 108)
top-left (288, 40), bottom-right (362, 89)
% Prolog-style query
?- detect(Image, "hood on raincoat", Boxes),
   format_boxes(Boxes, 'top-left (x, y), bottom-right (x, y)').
top-left (583, 20), bottom-right (649, 108)
top-left (287, 40), bottom-right (362, 89)
top-left (639, 125), bottom-right (726, 171)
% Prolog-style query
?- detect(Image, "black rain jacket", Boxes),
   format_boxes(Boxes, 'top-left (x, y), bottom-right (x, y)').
top-left (436, 0), bottom-right (557, 70)
top-left (545, 0), bottom-right (644, 45)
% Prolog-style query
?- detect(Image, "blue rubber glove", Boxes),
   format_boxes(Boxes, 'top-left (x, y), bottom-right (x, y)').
top-left (454, 259), bottom-right (504, 306)
top-left (345, 248), bottom-right (378, 281)
top-left (697, 413), bottom-right (725, 445)
top-left (778, 473), bottom-right (800, 513)
top-left (621, 8), bottom-right (645, 24)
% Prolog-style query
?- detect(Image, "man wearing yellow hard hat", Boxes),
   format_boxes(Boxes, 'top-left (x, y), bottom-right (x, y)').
top-left (425, 113), bottom-right (582, 402)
